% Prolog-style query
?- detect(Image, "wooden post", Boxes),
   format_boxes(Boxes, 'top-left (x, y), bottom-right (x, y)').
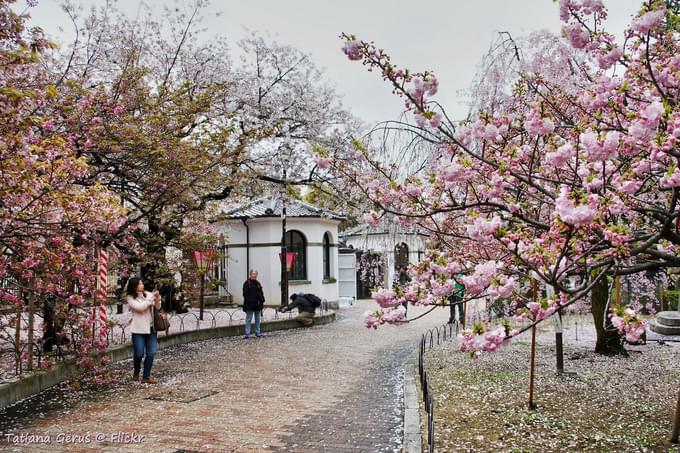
top-left (528, 324), bottom-right (537, 409)
top-left (672, 389), bottom-right (680, 443)
top-left (552, 303), bottom-right (564, 375)
top-left (528, 278), bottom-right (538, 409)
top-left (614, 276), bottom-right (621, 307)
top-left (463, 298), bottom-right (467, 330)
top-left (199, 272), bottom-right (205, 321)
top-left (575, 320), bottom-right (578, 342)
top-left (26, 281), bottom-right (34, 371)
top-left (15, 287), bottom-right (23, 372)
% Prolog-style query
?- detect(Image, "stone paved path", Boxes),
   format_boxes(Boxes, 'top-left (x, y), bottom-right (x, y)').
top-left (0, 301), bottom-right (449, 452)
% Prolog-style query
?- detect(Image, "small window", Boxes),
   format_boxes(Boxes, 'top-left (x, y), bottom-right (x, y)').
top-left (323, 232), bottom-right (332, 279)
top-left (285, 230), bottom-right (307, 280)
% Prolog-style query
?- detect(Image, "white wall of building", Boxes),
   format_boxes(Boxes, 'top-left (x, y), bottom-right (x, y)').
top-left (216, 217), bottom-right (340, 306)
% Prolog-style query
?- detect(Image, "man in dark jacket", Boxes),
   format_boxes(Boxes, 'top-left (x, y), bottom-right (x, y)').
top-left (395, 267), bottom-right (411, 315)
top-left (242, 270), bottom-right (265, 338)
top-left (280, 293), bottom-right (315, 326)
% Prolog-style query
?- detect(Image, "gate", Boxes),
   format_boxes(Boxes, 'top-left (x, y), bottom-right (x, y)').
top-left (338, 250), bottom-right (357, 300)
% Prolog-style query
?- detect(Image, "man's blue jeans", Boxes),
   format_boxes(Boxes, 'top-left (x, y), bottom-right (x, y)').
top-left (132, 332), bottom-right (158, 379)
top-left (245, 310), bottom-right (261, 335)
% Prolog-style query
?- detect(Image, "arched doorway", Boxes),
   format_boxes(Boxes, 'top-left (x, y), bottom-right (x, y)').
top-left (394, 242), bottom-right (409, 270)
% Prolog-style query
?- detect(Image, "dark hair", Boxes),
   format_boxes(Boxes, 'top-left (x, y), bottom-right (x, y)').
top-left (126, 277), bottom-right (143, 298)
top-left (290, 293), bottom-right (298, 301)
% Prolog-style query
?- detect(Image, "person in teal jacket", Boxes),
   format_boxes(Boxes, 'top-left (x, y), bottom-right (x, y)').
top-left (448, 280), bottom-right (465, 325)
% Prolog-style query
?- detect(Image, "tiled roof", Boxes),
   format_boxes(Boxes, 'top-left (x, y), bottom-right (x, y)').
top-left (222, 196), bottom-right (345, 221)
top-left (340, 222), bottom-right (427, 238)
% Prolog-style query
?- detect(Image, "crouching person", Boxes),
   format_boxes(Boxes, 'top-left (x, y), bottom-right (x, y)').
top-left (280, 293), bottom-right (318, 326)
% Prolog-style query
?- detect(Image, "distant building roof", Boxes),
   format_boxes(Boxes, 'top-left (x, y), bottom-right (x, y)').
top-left (222, 196), bottom-right (345, 221)
top-left (340, 222), bottom-right (428, 238)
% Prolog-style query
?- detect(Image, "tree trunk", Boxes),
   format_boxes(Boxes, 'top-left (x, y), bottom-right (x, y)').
top-left (140, 218), bottom-right (164, 285)
top-left (591, 276), bottom-right (627, 356)
top-left (139, 214), bottom-right (182, 286)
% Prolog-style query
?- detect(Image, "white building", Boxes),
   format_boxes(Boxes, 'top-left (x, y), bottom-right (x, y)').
top-left (214, 197), bottom-right (345, 306)
top-left (340, 222), bottom-right (429, 296)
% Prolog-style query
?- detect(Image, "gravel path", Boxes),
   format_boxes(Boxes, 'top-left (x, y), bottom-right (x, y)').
top-left (0, 301), bottom-right (449, 452)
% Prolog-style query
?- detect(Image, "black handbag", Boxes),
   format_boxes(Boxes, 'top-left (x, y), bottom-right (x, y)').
top-left (153, 306), bottom-right (170, 331)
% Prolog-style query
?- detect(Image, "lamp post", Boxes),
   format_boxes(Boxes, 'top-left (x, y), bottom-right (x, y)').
top-left (275, 142), bottom-right (296, 307)
top-left (281, 165), bottom-right (288, 307)
top-left (193, 249), bottom-right (216, 321)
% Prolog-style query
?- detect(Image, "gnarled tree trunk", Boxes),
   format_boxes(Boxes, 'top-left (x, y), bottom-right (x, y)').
top-left (591, 276), bottom-right (627, 356)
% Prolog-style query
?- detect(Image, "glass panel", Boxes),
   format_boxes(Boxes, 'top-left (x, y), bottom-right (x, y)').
top-left (323, 233), bottom-right (330, 279)
top-left (285, 231), bottom-right (306, 280)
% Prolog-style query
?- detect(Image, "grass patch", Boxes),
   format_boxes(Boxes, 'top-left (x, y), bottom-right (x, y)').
top-left (423, 328), bottom-right (680, 452)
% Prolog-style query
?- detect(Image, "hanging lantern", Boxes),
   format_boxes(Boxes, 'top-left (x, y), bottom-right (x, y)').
top-left (194, 248), bottom-right (219, 274)
top-left (193, 250), bottom-right (208, 273)
top-left (279, 251), bottom-right (297, 272)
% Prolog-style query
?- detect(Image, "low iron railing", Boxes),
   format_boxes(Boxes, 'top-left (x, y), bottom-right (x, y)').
top-left (0, 301), bottom-right (332, 382)
top-left (418, 321), bottom-right (459, 453)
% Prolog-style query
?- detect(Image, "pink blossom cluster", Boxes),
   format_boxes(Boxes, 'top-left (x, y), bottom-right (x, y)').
top-left (630, 8), bottom-right (665, 35)
top-left (363, 306), bottom-right (406, 329)
top-left (603, 227), bottom-right (631, 247)
top-left (459, 321), bottom-right (509, 358)
top-left (371, 288), bottom-right (398, 308)
top-left (339, 33), bottom-right (442, 129)
top-left (524, 111), bottom-right (555, 137)
top-left (660, 167), bottom-right (680, 189)
top-left (559, 0), bottom-right (607, 22)
top-left (466, 216), bottom-right (502, 243)
top-left (362, 211), bottom-right (381, 227)
top-left (610, 307), bottom-right (647, 343)
top-left (565, 23), bottom-right (591, 49)
top-left (314, 154), bottom-right (331, 169)
top-left (341, 39), bottom-right (363, 61)
top-left (554, 186), bottom-right (597, 226)
top-left (580, 129), bottom-right (620, 162)
top-left (489, 276), bottom-right (517, 299)
top-left (523, 300), bottom-right (558, 321)
top-left (545, 143), bottom-right (575, 168)
top-left (458, 261), bottom-right (498, 295)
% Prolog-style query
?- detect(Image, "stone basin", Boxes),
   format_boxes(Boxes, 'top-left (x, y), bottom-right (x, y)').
top-left (656, 311), bottom-right (680, 327)
top-left (649, 311), bottom-right (680, 335)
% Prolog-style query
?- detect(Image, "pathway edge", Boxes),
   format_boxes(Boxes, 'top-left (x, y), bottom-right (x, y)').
top-left (403, 357), bottom-right (423, 453)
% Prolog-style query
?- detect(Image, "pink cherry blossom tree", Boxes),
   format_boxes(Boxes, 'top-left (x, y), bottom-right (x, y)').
top-left (331, 0), bottom-right (680, 355)
top-left (0, 0), bottom-right (128, 374)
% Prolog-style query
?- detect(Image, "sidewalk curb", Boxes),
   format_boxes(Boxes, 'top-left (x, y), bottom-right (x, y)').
top-left (0, 311), bottom-right (335, 410)
top-left (403, 357), bottom-right (423, 453)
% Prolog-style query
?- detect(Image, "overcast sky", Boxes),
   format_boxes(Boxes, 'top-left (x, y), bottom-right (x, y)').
top-left (25, 0), bottom-right (641, 125)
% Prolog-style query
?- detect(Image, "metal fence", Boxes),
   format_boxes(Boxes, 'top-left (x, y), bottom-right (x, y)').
top-left (418, 321), bottom-right (460, 453)
top-left (1, 301), bottom-right (332, 382)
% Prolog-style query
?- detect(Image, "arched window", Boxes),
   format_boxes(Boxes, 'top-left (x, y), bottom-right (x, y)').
top-left (285, 230), bottom-right (307, 280)
top-left (323, 232), bottom-right (332, 279)
top-left (394, 242), bottom-right (409, 270)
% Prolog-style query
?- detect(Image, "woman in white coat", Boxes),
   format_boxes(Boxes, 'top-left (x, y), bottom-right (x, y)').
top-left (126, 277), bottom-right (161, 384)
